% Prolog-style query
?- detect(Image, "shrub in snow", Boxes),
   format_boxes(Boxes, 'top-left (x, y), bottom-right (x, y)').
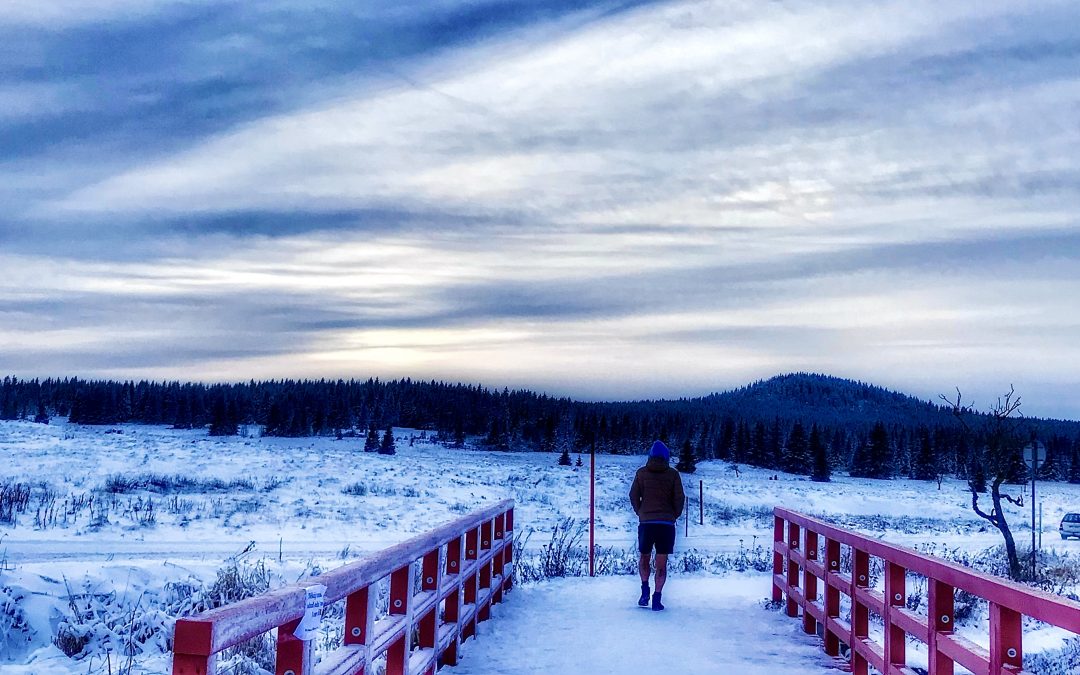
top-left (1024, 636), bottom-right (1080, 674)
top-left (1, 580), bottom-right (33, 660)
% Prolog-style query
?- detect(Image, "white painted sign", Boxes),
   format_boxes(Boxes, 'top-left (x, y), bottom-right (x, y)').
top-left (1023, 442), bottom-right (1046, 470)
top-left (294, 584), bottom-right (327, 641)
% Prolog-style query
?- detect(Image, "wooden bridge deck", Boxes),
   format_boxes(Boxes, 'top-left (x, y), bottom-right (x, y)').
top-left (447, 575), bottom-right (841, 674)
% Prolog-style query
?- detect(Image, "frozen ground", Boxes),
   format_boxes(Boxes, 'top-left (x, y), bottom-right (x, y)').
top-left (3, 419), bottom-right (1080, 673)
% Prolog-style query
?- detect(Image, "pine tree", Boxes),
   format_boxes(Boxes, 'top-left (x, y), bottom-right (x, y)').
top-left (33, 401), bottom-right (49, 425)
top-left (851, 424), bottom-right (892, 479)
top-left (209, 397), bottom-right (238, 436)
top-left (810, 424), bottom-right (830, 482)
top-left (379, 427), bottom-right (396, 455)
top-left (575, 455), bottom-right (583, 467)
top-left (558, 446), bottom-right (572, 466)
top-left (912, 429), bottom-right (936, 481)
top-left (783, 423), bottom-right (809, 474)
top-left (364, 425), bottom-right (380, 452)
top-left (676, 439), bottom-right (697, 474)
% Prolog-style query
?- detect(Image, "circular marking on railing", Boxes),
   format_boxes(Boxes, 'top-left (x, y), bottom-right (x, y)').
top-left (451, 560), bottom-right (458, 568)
top-left (1007, 648), bottom-right (1017, 658)
top-left (893, 593), bottom-right (901, 601)
top-left (426, 576), bottom-right (434, 584)
top-left (831, 561), bottom-right (838, 568)
top-left (393, 599), bottom-right (403, 608)
top-left (285, 671), bottom-right (296, 675)
top-left (792, 540), bottom-right (798, 547)
top-left (941, 615), bottom-right (950, 624)
top-left (351, 627), bottom-right (362, 637)
top-left (469, 549), bottom-right (475, 555)
top-left (496, 532), bottom-right (502, 538)
top-left (859, 575), bottom-right (867, 582)
top-left (484, 540), bottom-right (489, 546)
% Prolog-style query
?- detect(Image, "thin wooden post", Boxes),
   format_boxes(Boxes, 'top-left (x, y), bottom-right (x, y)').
top-left (386, 565), bottom-right (411, 675)
top-left (852, 548), bottom-right (870, 675)
top-left (927, 579), bottom-right (955, 675)
top-left (990, 602), bottom-right (1023, 673)
top-left (344, 586), bottom-right (372, 646)
top-left (884, 562), bottom-right (906, 670)
top-left (823, 538), bottom-right (841, 656)
top-left (803, 530), bottom-right (819, 636)
top-left (172, 620), bottom-right (213, 675)
top-left (786, 522), bottom-right (801, 618)
top-left (772, 515), bottom-right (785, 603)
top-left (276, 618), bottom-right (312, 675)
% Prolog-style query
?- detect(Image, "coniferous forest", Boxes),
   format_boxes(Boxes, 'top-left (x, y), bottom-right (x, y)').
top-left (3, 372), bottom-right (1080, 483)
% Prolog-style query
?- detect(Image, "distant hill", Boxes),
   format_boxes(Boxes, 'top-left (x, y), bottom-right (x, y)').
top-left (692, 372), bottom-right (1080, 436)
top-left (696, 373), bottom-right (957, 430)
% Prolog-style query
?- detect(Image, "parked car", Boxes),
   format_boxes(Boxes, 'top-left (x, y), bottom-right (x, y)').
top-left (1060, 513), bottom-right (1080, 539)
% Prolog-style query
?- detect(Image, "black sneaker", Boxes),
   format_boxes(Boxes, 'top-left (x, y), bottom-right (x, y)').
top-left (652, 592), bottom-right (664, 611)
top-left (638, 584), bottom-right (650, 607)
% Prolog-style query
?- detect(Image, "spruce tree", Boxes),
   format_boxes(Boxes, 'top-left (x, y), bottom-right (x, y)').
top-left (676, 439), bottom-right (697, 474)
top-left (575, 455), bottom-right (583, 467)
top-left (33, 401), bottom-right (49, 425)
top-left (912, 429), bottom-right (936, 481)
top-left (379, 427), bottom-right (396, 455)
top-left (810, 425), bottom-right (830, 482)
top-left (558, 446), bottom-right (572, 466)
top-left (364, 425), bottom-right (380, 452)
top-left (783, 422), bottom-right (809, 474)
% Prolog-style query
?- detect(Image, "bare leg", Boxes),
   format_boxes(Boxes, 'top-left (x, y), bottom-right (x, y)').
top-left (654, 554), bottom-right (669, 593)
top-left (638, 553), bottom-right (651, 584)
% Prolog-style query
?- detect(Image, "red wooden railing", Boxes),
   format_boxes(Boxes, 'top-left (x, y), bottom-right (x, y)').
top-left (773, 507), bottom-right (1080, 675)
top-left (172, 499), bottom-right (514, 675)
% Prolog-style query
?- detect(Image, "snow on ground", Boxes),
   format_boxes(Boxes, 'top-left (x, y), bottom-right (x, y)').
top-left (449, 574), bottom-right (840, 675)
top-left (3, 419), bottom-right (1080, 673)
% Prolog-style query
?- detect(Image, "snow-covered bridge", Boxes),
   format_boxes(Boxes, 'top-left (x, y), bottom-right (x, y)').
top-left (447, 575), bottom-right (836, 674)
top-left (170, 501), bottom-right (1080, 675)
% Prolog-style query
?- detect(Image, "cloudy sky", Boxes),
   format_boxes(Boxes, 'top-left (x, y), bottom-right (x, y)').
top-left (3, 0), bottom-right (1080, 417)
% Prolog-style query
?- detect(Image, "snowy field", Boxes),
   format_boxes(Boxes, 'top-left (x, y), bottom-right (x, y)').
top-left (3, 419), bottom-right (1080, 673)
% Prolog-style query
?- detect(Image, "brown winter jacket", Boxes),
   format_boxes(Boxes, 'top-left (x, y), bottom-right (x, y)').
top-left (629, 456), bottom-right (685, 523)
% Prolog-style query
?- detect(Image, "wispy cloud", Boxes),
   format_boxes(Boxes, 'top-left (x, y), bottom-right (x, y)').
top-left (3, 0), bottom-right (1080, 416)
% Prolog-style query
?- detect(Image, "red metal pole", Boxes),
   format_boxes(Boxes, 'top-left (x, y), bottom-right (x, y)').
top-left (589, 442), bottom-right (596, 577)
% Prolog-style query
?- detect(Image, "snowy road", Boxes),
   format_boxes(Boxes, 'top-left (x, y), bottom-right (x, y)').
top-left (449, 574), bottom-right (841, 674)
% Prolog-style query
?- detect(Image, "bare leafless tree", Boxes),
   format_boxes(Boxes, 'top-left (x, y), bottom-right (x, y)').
top-left (941, 386), bottom-right (1027, 580)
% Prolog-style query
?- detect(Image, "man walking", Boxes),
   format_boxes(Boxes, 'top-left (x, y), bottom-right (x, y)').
top-left (629, 440), bottom-right (685, 611)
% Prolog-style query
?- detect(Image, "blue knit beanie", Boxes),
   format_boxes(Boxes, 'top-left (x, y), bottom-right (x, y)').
top-left (649, 440), bottom-right (670, 461)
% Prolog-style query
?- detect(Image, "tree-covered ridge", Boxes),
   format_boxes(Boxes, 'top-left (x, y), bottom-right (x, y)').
top-left (2, 373), bottom-right (1079, 482)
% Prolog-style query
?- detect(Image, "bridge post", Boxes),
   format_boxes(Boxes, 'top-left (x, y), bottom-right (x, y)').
top-left (884, 562), bottom-right (906, 670)
top-left (851, 548), bottom-right (870, 675)
top-left (802, 530), bottom-right (819, 636)
top-left (276, 617), bottom-right (312, 675)
top-left (990, 602), bottom-right (1023, 673)
top-left (772, 515), bottom-right (784, 603)
top-left (478, 519), bottom-right (493, 622)
top-left (386, 564), bottom-right (412, 675)
top-left (172, 620), bottom-right (214, 675)
top-left (927, 579), bottom-right (954, 675)
top-left (823, 538), bottom-right (841, 656)
top-left (504, 508), bottom-right (515, 591)
top-left (785, 522), bottom-right (801, 618)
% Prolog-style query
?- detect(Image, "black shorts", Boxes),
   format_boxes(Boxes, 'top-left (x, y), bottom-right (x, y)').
top-left (638, 522), bottom-right (676, 555)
